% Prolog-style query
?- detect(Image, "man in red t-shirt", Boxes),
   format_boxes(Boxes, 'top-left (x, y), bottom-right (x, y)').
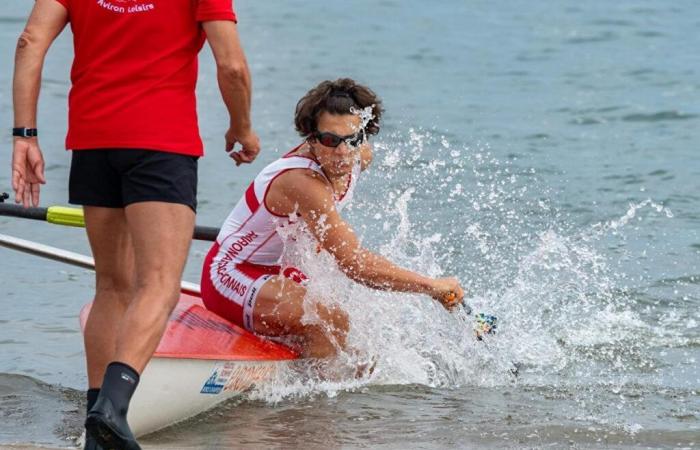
top-left (11, 0), bottom-right (260, 448)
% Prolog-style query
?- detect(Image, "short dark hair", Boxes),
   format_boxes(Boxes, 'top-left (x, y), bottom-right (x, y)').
top-left (294, 78), bottom-right (383, 137)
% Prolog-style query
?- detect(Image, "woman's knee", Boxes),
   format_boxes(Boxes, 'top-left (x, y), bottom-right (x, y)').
top-left (312, 304), bottom-right (349, 349)
top-left (316, 304), bottom-right (349, 335)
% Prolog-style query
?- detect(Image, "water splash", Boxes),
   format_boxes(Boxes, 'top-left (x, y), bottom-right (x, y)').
top-left (589, 198), bottom-right (674, 236)
top-left (350, 105), bottom-right (376, 133)
top-left (249, 129), bottom-right (681, 426)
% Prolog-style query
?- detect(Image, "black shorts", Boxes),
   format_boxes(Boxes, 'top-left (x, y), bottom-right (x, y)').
top-left (69, 149), bottom-right (198, 212)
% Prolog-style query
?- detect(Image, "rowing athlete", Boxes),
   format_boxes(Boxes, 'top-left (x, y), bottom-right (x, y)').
top-left (201, 78), bottom-right (464, 358)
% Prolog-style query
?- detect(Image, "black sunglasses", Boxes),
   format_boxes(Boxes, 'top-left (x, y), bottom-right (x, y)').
top-left (313, 131), bottom-right (365, 149)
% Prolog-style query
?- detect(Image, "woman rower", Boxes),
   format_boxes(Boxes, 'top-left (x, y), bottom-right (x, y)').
top-left (201, 78), bottom-right (464, 358)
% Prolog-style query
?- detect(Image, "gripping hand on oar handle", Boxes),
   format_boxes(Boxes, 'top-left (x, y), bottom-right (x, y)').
top-left (428, 277), bottom-right (465, 310)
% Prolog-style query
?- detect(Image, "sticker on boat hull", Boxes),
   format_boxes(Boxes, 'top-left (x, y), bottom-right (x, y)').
top-left (200, 369), bottom-right (226, 394)
top-left (200, 362), bottom-right (276, 395)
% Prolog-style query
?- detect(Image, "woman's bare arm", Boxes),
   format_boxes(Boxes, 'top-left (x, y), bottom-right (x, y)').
top-left (268, 170), bottom-right (463, 305)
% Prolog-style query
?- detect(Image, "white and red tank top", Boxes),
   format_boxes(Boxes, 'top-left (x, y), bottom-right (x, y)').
top-left (209, 148), bottom-right (360, 287)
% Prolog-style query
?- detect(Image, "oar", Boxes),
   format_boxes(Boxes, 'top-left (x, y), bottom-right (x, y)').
top-left (445, 293), bottom-right (520, 377)
top-left (0, 201), bottom-right (219, 241)
top-left (0, 232), bottom-right (201, 296)
top-left (0, 197), bottom-right (212, 296)
top-left (445, 293), bottom-right (495, 337)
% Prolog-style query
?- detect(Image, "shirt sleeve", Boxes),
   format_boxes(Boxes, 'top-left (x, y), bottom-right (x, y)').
top-left (196, 0), bottom-right (237, 23)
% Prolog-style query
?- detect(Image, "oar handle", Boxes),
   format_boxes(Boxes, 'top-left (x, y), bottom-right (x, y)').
top-left (47, 206), bottom-right (85, 227)
top-left (0, 203), bottom-right (48, 220)
top-left (0, 203), bottom-right (219, 242)
top-left (443, 291), bottom-right (473, 315)
top-left (193, 225), bottom-right (219, 242)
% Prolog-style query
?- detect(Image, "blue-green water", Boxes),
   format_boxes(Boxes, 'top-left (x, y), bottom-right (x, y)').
top-left (1, 0), bottom-right (698, 448)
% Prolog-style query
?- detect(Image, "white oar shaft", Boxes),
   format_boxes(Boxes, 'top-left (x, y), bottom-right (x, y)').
top-left (0, 232), bottom-right (93, 269)
top-left (0, 233), bottom-right (201, 296)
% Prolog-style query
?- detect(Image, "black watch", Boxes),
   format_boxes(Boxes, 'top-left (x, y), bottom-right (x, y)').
top-left (13, 127), bottom-right (38, 138)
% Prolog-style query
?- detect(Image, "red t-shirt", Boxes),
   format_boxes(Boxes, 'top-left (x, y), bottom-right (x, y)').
top-left (53, 0), bottom-right (237, 156)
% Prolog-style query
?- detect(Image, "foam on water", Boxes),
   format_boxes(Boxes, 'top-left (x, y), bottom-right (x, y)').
top-left (246, 130), bottom-right (687, 427)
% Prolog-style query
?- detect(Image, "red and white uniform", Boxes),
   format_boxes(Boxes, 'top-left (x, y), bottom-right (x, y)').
top-left (201, 148), bottom-right (360, 331)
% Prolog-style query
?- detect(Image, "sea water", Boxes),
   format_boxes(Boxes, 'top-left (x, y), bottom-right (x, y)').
top-left (0, 0), bottom-right (698, 448)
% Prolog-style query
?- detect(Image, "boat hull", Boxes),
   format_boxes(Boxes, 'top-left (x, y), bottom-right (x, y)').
top-left (128, 357), bottom-right (284, 436)
top-left (80, 293), bottom-right (298, 436)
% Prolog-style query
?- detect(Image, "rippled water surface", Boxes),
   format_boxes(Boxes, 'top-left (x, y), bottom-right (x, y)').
top-left (1, 0), bottom-right (698, 448)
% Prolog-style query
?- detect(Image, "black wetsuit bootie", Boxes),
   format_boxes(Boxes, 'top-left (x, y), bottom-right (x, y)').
top-left (85, 362), bottom-right (142, 450)
top-left (84, 388), bottom-right (103, 450)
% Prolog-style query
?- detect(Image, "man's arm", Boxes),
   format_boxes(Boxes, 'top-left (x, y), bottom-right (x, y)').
top-left (271, 171), bottom-right (464, 308)
top-left (202, 21), bottom-right (260, 166)
top-left (12, 0), bottom-right (67, 207)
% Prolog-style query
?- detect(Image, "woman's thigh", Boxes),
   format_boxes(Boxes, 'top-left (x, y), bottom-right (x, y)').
top-left (252, 276), bottom-right (309, 336)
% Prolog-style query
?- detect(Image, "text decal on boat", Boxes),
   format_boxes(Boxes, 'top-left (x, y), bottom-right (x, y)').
top-left (200, 362), bottom-right (276, 395)
top-left (173, 309), bottom-right (241, 336)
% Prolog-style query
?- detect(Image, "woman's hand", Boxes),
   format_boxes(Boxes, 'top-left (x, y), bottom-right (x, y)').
top-left (428, 277), bottom-right (465, 310)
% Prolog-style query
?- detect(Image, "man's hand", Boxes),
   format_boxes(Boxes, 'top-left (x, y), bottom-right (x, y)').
top-left (12, 137), bottom-right (45, 207)
top-left (226, 127), bottom-right (260, 166)
top-left (203, 21), bottom-right (258, 167)
top-left (428, 277), bottom-right (465, 311)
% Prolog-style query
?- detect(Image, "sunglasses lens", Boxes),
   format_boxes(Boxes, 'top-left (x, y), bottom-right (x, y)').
top-left (318, 133), bottom-right (341, 147)
top-left (316, 131), bottom-right (365, 148)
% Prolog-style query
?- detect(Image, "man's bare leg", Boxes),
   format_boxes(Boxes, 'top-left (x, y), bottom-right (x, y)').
top-left (83, 206), bottom-right (135, 389)
top-left (115, 201), bottom-right (195, 371)
top-left (86, 201), bottom-right (194, 450)
top-left (82, 207), bottom-right (136, 450)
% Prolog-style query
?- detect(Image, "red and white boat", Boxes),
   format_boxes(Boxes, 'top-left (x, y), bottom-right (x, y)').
top-left (79, 292), bottom-right (298, 437)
